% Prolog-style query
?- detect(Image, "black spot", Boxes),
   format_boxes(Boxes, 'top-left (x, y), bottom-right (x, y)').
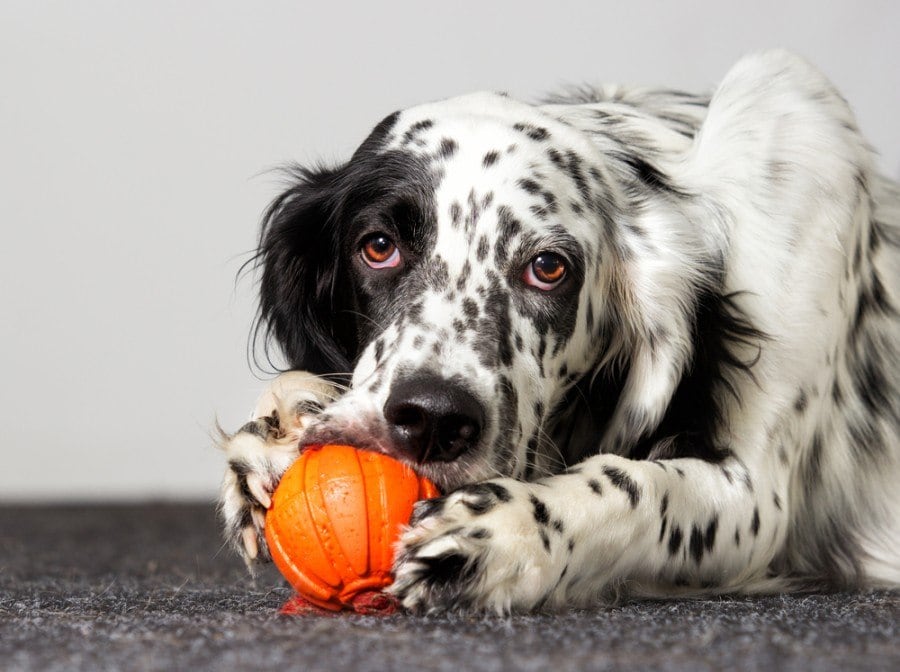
top-left (734, 528), bottom-right (741, 546)
top-left (705, 515), bottom-right (718, 552)
top-left (513, 122), bottom-right (550, 141)
top-left (658, 517), bottom-right (668, 543)
top-left (805, 432), bottom-right (824, 485)
top-left (773, 492), bottom-right (782, 511)
top-left (482, 150), bottom-right (500, 168)
top-left (539, 529), bottom-right (551, 552)
top-left (406, 300), bottom-right (424, 324)
top-left (530, 494), bottom-right (551, 525)
top-left (402, 118), bottom-right (434, 145)
top-left (449, 201), bottom-right (462, 227)
top-left (476, 234), bottom-right (490, 262)
top-left (689, 525), bottom-right (704, 564)
top-left (831, 379), bottom-right (844, 405)
top-left (794, 390), bottom-right (808, 413)
top-left (668, 525), bottom-right (683, 556)
top-left (851, 342), bottom-right (891, 416)
top-left (660, 492), bottom-right (669, 517)
top-left (462, 298), bottom-right (479, 320)
top-left (468, 528), bottom-right (491, 539)
top-left (374, 338), bottom-right (385, 364)
top-left (552, 519), bottom-right (564, 534)
top-left (518, 177), bottom-right (542, 194)
top-left (456, 260), bottom-right (472, 292)
top-left (494, 206), bottom-right (521, 267)
top-left (430, 256), bottom-right (450, 290)
top-left (602, 466), bottom-right (641, 508)
top-left (547, 147), bottom-right (565, 167)
top-left (588, 479), bottom-right (603, 495)
top-left (616, 152), bottom-right (684, 196)
top-left (458, 482), bottom-right (512, 515)
top-left (438, 137), bottom-right (458, 158)
top-left (851, 271), bottom-right (895, 343)
top-left (567, 538), bottom-right (575, 552)
top-left (741, 470), bottom-right (754, 493)
top-left (409, 497), bottom-right (445, 526)
top-left (751, 506), bottom-right (760, 536)
top-left (236, 420), bottom-right (268, 440)
top-left (562, 150), bottom-right (591, 204)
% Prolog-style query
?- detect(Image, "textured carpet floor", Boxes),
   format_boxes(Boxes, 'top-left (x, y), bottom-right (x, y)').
top-left (0, 504), bottom-right (897, 671)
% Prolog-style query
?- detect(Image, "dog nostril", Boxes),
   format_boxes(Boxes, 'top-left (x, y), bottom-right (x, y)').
top-left (435, 415), bottom-right (482, 461)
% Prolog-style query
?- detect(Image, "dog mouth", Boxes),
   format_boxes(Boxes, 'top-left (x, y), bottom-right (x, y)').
top-left (298, 414), bottom-right (495, 493)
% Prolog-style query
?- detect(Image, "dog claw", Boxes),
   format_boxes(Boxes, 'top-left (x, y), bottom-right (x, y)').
top-left (248, 477), bottom-right (272, 509)
top-left (251, 507), bottom-right (267, 530)
top-left (242, 526), bottom-right (259, 560)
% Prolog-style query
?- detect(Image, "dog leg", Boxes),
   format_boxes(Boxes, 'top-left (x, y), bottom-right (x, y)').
top-left (391, 452), bottom-right (787, 613)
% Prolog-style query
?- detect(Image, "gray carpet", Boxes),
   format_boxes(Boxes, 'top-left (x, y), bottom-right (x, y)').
top-left (0, 504), bottom-right (896, 671)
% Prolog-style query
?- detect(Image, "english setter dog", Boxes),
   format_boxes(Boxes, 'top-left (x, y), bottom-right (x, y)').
top-left (220, 50), bottom-right (899, 613)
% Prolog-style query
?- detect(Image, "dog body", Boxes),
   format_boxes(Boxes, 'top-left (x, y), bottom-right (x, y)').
top-left (220, 51), bottom-right (900, 612)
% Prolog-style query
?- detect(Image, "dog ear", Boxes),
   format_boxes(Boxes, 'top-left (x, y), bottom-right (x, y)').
top-left (253, 164), bottom-right (357, 377)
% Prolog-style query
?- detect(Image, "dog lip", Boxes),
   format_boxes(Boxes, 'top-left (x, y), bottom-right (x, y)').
top-left (299, 424), bottom-right (397, 460)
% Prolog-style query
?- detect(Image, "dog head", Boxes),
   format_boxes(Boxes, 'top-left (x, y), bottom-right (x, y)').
top-left (253, 92), bottom-right (708, 489)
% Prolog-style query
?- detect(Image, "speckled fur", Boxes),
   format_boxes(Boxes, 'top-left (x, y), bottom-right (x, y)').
top-left (220, 51), bottom-right (899, 613)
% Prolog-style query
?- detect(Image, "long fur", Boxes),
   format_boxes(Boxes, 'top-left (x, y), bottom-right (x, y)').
top-left (220, 50), bottom-right (899, 611)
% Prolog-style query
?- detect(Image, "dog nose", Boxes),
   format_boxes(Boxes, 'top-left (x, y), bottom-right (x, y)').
top-left (383, 374), bottom-right (485, 463)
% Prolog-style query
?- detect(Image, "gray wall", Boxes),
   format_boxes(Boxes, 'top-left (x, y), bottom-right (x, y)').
top-left (2, 1), bottom-right (898, 501)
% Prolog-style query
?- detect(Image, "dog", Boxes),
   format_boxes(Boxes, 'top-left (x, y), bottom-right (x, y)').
top-left (219, 50), bottom-right (900, 613)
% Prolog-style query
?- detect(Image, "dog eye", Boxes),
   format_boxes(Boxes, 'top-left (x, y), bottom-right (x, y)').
top-left (361, 234), bottom-right (401, 269)
top-left (524, 252), bottom-right (567, 290)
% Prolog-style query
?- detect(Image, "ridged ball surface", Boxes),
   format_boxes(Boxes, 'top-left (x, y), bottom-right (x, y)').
top-left (265, 444), bottom-right (439, 611)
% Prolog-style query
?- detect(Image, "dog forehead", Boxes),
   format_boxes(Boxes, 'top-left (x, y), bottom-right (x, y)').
top-left (391, 92), bottom-right (540, 133)
top-left (384, 91), bottom-right (585, 155)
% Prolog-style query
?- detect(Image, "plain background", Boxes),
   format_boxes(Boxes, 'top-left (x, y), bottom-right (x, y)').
top-left (1, 1), bottom-right (898, 502)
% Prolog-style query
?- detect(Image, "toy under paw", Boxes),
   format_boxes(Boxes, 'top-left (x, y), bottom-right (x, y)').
top-left (265, 444), bottom-right (439, 615)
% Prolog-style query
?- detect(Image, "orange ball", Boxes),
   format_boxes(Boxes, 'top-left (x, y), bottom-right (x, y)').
top-left (265, 444), bottom-right (439, 613)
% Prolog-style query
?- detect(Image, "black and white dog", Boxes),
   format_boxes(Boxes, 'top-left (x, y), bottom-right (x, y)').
top-left (220, 51), bottom-right (899, 613)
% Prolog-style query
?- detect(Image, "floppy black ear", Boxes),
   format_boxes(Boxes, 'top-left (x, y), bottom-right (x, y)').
top-left (253, 164), bottom-right (357, 376)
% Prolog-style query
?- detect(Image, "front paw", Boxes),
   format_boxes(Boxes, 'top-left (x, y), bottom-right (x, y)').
top-left (390, 480), bottom-right (568, 614)
top-left (218, 371), bottom-right (341, 567)
top-left (218, 416), bottom-right (298, 565)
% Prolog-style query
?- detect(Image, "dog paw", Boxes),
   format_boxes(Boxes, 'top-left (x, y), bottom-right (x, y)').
top-left (218, 371), bottom-right (340, 566)
top-left (389, 480), bottom-right (568, 613)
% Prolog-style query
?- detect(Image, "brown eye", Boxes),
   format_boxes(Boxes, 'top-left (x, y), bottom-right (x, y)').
top-left (525, 252), bottom-right (567, 290)
top-left (361, 234), bottom-right (400, 268)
